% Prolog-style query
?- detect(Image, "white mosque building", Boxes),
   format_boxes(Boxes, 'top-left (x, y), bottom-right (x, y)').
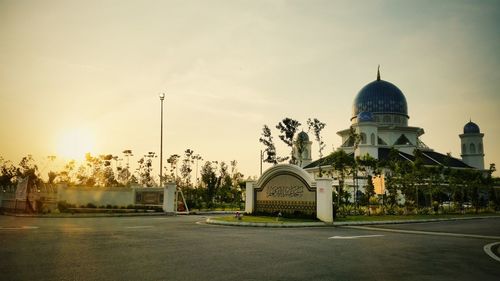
top-left (295, 68), bottom-right (485, 183)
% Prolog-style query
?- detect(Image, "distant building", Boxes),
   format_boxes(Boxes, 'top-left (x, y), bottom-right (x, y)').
top-left (293, 67), bottom-right (486, 199)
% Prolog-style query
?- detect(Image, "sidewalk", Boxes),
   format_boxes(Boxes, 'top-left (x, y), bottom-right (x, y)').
top-left (1, 210), bottom-right (239, 218)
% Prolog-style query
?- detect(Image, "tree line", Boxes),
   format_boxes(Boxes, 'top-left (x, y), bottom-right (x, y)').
top-left (259, 117), bottom-right (499, 215)
top-left (0, 149), bottom-right (245, 210)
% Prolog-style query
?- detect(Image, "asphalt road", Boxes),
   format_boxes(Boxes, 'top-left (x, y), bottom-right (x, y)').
top-left (0, 215), bottom-right (499, 281)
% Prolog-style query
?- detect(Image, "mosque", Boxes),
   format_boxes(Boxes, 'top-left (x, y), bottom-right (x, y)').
top-left (294, 67), bottom-right (486, 186)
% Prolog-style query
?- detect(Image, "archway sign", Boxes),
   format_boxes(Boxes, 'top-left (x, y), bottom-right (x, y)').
top-left (245, 164), bottom-right (333, 223)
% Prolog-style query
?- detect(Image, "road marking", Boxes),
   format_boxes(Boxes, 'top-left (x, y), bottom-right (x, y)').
top-left (63, 227), bottom-right (92, 231)
top-left (0, 226), bottom-right (39, 230)
top-left (125, 226), bottom-right (154, 229)
top-left (345, 226), bottom-right (500, 240)
top-left (483, 242), bottom-right (500, 262)
top-left (328, 234), bottom-right (384, 239)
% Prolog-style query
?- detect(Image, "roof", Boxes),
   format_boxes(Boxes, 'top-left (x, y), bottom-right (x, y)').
top-left (303, 148), bottom-right (472, 170)
top-left (463, 121), bottom-right (480, 134)
top-left (352, 79), bottom-right (408, 119)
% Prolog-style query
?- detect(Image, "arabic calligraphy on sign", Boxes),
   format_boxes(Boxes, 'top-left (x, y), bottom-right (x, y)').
top-left (266, 186), bottom-right (304, 198)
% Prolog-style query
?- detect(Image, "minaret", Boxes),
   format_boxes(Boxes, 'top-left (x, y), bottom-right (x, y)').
top-left (293, 131), bottom-right (312, 168)
top-left (355, 112), bottom-right (378, 159)
top-left (460, 120), bottom-right (485, 170)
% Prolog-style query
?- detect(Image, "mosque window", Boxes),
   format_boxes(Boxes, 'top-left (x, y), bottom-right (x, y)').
top-left (462, 144), bottom-right (466, 154)
top-left (360, 133), bottom-right (367, 144)
top-left (374, 116), bottom-right (380, 122)
top-left (383, 115), bottom-right (391, 123)
top-left (470, 143), bottom-right (476, 154)
top-left (370, 133), bottom-right (375, 145)
top-left (394, 116), bottom-right (400, 124)
top-left (479, 143), bottom-right (483, 153)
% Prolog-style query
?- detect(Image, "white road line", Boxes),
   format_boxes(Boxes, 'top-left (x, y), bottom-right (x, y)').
top-left (328, 234), bottom-right (384, 239)
top-left (483, 242), bottom-right (500, 262)
top-left (62, 227), bottom-right (92, 231)
top-left (0, 226), bottom-right (39, 230)
top-left (345, 226), bottom-right (500, 240)
top-left (125, 226), bottom-right (154, 229)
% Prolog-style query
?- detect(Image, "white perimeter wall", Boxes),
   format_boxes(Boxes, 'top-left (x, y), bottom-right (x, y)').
top-left (57, 186), bottom-right (135, 207)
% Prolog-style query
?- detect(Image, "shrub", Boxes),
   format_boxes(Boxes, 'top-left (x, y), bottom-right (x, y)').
top-left (355, 206), bottom-right (367, 216)
top-left (369, 196), bottom-right (379, 205)
top-left (86, 203), bottom-right (97, 208)
top-left (57, 201), bottom-right (76, 212)
top-left (417, 207), bottom-right (432, 215)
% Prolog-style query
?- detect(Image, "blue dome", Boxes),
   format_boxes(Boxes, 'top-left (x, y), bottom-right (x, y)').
top-left (297, 131), bottom-right (309, 142)
top-left (463, 121), bottom-right (480, 134)
top-left (352, 79), bottom-right (408, 118)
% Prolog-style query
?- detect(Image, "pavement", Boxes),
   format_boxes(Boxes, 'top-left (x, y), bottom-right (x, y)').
top-left (1, 215), bottom-right (499, 280)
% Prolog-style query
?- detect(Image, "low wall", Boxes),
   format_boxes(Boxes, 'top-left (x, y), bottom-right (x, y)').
top-left (57, 186), bottom-right (135, 207)
top-left (2, 184), bottom-right (174, 213)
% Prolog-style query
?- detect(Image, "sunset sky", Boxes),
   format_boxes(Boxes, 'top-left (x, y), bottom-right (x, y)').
top-left (1, 0), bottom-right (499, 179)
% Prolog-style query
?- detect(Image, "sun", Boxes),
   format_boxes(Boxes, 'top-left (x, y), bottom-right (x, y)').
top-left (56, 128), bottom-right (95, 161)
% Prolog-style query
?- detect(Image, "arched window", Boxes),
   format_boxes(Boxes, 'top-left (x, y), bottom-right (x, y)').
top-left (383, 115), bottom-right (391, 123)
top-left (360, 133), bottom-right (367, 144)
top-left (462, 144), bottom-right (466, 154)
top-left (479, 143), bottom-right (483, 153)
top-left (394, 116), bottom-right (400, 124)
top-left (470, 143), bottom-right (476, 154)
top-left (374, 116), bottom-right (380, 122)
top-left (370, 133), bottom-right (375, 145)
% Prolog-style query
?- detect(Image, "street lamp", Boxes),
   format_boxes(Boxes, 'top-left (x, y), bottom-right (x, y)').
top-left (159, 93), bottom-right (165, 187)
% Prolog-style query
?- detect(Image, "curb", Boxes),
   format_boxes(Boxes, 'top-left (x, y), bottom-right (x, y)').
top-left (205, 218), bottom-right (329, 228)
top-left (1, 212), bottom-right (172, 218)
top-left (206, 215), bottom-right (500, 228)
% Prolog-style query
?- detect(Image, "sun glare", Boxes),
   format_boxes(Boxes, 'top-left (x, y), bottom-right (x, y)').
top-left (56, 128), bottom-right (95, 161)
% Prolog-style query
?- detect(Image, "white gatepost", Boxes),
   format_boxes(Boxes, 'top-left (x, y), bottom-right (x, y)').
top-left (316, 178), bottom-right (333, 223)
top-left (245, 181), bottom-right (255, 214)
top-left (163, 182), bottom-right (176, 214)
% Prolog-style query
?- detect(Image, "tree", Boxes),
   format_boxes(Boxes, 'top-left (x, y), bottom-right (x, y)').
top-left (193, 154), bottom-right (203, 186)
top-left (259, 125), bottom-right (278, 165)
top-left (114, 150), bottom-right (133, 186)
top-left (17, 155), bottom-right (42, 189)
top-left (167, 154), bottom-right (181, 182)
top-left (355, 154), bottom-right (378, 205)
top-left (216, 161), bottom-right (232, 203)
top-left (136, 152), bottom-right (156, 187)
top-left (276, 118), bottom-right (301, 164)
top-left (201, 161), bottom-right (219, 207)
top-left (0, 157), bottom-right (16, 191)
top-left (323, 150), bottom-right (355, 209)
top-left (307, 118), bottom-right (326, 158)
top-left (58, 160), bottom-right (76, 184)
top-left (348, 125), bottom-right (361, 150)
top-left (294, 133), bottom-right (307, 167)
top-left (180, 149), bottom-right (194, 187)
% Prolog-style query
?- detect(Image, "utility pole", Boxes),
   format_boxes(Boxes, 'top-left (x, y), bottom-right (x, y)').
top-left (159, 93), bottom-right (165, 187)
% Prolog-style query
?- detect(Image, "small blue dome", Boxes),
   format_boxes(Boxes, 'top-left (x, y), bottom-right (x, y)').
top-left (358, 111), bottom-right (374, 122)
top-left (463, 121), bottom-right (480, 134)
top-left (352, 79), bottom-right (408, 119)
top-left (297, 131), bottom-right (309, 142)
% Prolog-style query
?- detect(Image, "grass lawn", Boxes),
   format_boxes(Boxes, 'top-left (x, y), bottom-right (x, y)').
top-left (212, 213), bottom-right (499, 224)
top-left (214, 215), bottom-right (319, 223)
top-left (334, 213), bottom-right (499, 222)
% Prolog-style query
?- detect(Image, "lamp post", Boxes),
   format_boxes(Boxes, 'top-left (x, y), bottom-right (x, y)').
top-left (159, 93), bottom-right (165, 187)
